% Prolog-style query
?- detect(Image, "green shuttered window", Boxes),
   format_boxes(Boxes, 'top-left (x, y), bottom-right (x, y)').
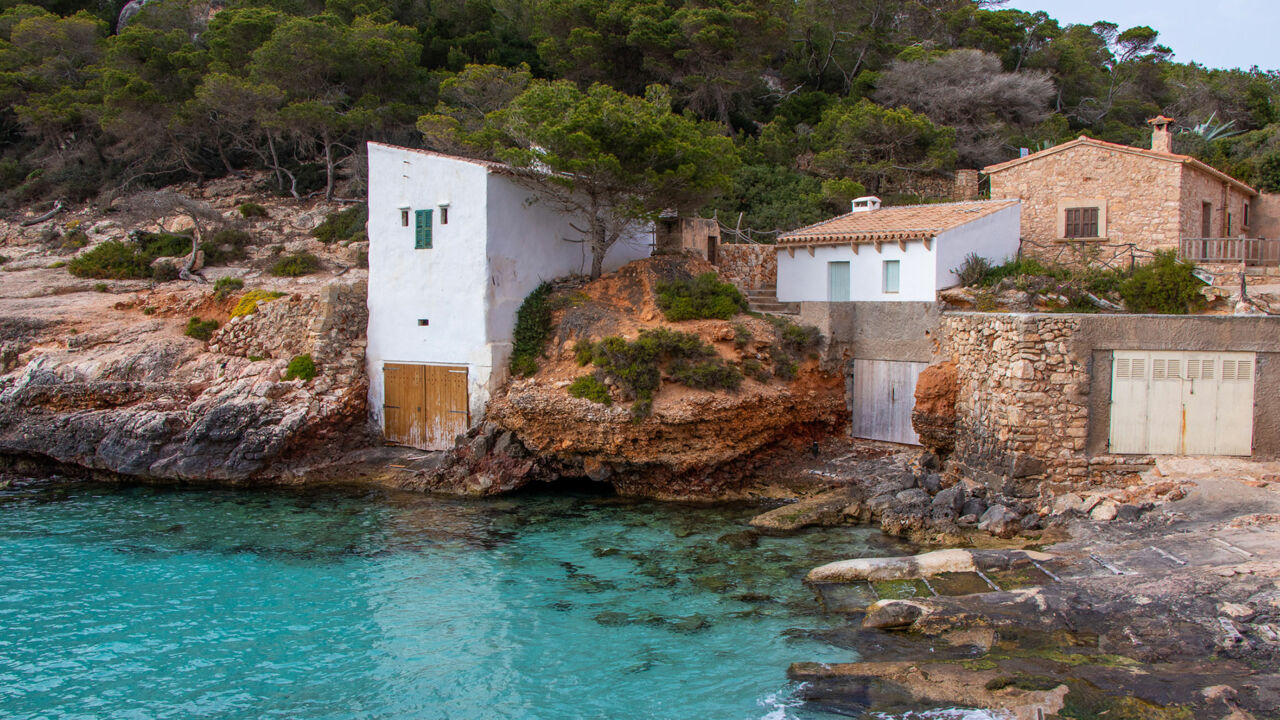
top-left (414, 209), bottom-right (433, 249)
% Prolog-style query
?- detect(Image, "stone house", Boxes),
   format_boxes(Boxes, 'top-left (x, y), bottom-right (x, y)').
top-left (364, 142), bottom-right (651, 450)
top-left (984, 117), bottom-right (1266, 264)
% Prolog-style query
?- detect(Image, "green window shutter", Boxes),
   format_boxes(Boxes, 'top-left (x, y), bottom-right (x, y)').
top-left (414, 209), bottom-right (433, 249)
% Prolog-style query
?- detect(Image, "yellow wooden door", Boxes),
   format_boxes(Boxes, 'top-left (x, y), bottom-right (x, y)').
top-left (383, 363), bottom-right (469, 450)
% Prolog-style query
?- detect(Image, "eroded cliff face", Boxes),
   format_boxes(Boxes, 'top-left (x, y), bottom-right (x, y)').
top-left (436, 256), bottom-right (850, 499)
top-left (0, 180), bottom-right (372, 483)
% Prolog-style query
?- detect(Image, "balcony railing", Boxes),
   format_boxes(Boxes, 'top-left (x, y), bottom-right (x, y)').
top-left (1179, 237), bottom-right (1280, 266)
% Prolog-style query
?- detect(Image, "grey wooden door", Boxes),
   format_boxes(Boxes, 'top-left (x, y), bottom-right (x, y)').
top-left (850, 359), bottom-right (926, 445)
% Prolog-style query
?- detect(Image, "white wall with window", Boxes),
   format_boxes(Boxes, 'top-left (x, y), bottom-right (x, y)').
top-left (777, 202), bottom-right (1020, 303)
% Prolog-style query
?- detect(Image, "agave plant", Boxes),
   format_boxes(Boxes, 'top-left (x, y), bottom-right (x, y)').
top-left (1182, 112), bottom-right (1241, 142)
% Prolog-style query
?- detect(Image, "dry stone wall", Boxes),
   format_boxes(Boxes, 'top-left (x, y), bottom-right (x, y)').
top-left (210, 279), bottom-right (368, 395)
top-left (717, 244), bottom-right (776, 290)
top-left (941, 314), bottom-right (1094, 493)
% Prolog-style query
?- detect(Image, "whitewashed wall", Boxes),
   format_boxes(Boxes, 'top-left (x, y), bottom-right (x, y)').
top-left (776, 203), bottom-right (1021, 303)
top-left (932, 204), bottom-right (1021, 289)
top-left (777, 242), bottom-right (937, 302)
top-left (365, 142), bottom-right (653, 429)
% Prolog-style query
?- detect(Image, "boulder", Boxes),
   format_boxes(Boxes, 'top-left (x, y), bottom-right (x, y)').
top-left (863, 599), bottom-right (925, 629)
top-left (978, 504), bottom-right (1021, 539)
top-left (749, 487), bottom-right (861, 532)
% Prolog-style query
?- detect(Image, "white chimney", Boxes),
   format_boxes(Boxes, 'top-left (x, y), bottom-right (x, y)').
top-left (1148, 115), bottom-right (1174, 154)
top-left (851, 196), bottom-right (882, 213)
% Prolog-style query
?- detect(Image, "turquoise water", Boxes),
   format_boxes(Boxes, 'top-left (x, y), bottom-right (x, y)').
top-left (0, 482), bottom-right (907, 720)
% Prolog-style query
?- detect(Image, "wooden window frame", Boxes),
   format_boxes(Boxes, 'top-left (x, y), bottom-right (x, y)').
top-left (1055, 198), bottom-right (1107, 240)
top-left (414, 209), bottom-right (433, 249)
top-left (882, 259), bottom-right (900, 294)
top-left (1063, 206), bottom-right (1100, 239)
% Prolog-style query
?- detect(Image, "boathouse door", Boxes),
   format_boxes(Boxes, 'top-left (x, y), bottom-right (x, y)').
top-left (850, 359), bottom-right (926, 445)
top-left (383, 363), bottom-right (470, 450)
top-left (1109, 351), bottom-right (1254, 456)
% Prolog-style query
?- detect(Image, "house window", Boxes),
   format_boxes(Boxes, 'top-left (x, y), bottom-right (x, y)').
top-left (1244, 202), bottom-right (1250, 228)
top-left (414, 209), bottom-right (433, 249)
top-left (1202, 202), bottom-right (1213, 237)
top-left (1227, 213), bottom-right (1233, 236)
top-left (400, 209), bottom-right (409, 227)
top-left (883, 260), bottom-right (900, 294)
top-left (439, 205), bottom-right (449, 225)
top-left (1064, 207), bottom-right (1099, 238)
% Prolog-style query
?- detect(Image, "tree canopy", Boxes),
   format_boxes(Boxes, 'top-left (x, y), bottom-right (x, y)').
top-left (0, 0), bottom-right (1278, 235)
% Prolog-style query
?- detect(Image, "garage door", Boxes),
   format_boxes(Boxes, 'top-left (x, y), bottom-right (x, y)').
top-left (1109, 351), bottom-right (1254, 456)
top-left (383, 363), bottom-right (470, 450)
top-left (851, 359), bottom-right (926, 445)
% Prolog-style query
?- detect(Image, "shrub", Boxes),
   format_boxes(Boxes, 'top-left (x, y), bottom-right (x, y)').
top-left (311, 203), bottom-right (367, 244)
top-left (741, 357), bottom-right (771, 383)
top-left (952, 252), bottom-right (992, 287)
top-left (151, 261), bottom-right (181, 282)
top-left (568, 374), bottom-right (612, 405)
top-left (201, 228), bottom-right (252, 265)
top-left (93, 283), bottom-right (108, 292)
top-left (510, 282), bottom-right (554, 377)
top-left (238, 202), bottom-right (269, 218)
top-left (59, 230), bottom-right (89, 253)
top-left (0, 254), bottom-right (8, 264)
top-left (778, 321), bottom-right (822, 354)
top-left (979, 256), bottom-right (1065, 287)
top-left (231, 290), bottom-right (286, 317)
top-left (656, 272), bottom-right (747, 321)
top-left (270, 251), bottom-right (321, 277)
top-left (584, 328), bottom-right (737, 417)
top-left (284, 354), bottom-right (316, 381)
top-left (213, 277), bottom-right (245, 300)
top-left (1118, 251), bottom-right (1206, 314)
top-left (67, 241), bottom-right (152, 279)
top-left (137, 231), bottom-right (193, 259)
top-left (732, 322), bottom-right (753, 349)
top-left (184, 316), bottom-right (219, 341)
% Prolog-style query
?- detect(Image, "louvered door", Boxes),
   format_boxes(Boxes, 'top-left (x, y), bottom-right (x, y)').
top-left (1110, 351), bottom-right (1255, 456)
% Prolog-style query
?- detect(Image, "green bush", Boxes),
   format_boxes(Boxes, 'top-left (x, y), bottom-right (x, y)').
top-left (284, 354), bottom-right (317, 381)
top-left (213, 277), bottom-right (245, 300)
top-left (741, 357), bottom-right (771, 383)
top-left (656, 272), bottom-right (747, 321)
top-left (952, 252), bottom-right (992, 287)
top-left (568, 374), bottom-right (612, 405)
top-left (231, 290), bottom-right (286, 317)
top-left (732, 322), bottom-right (753, 349)
top-left (510, 282), bottom-right (554, 376)
top-left (67, 241), bottom-right (152, 279)
top-left (582, 327), bottom-right (738, 417)
top-left (311, 203), bottom-right (367, 244)
top-left (979, 256), bottom-right (1066, 287)
top-left (778, 321), bottom-right (822, 354)
top-left (137, 231), bottom-right (193, 258)
top-left (238, 202), bottom-right (269, 218)
top-left (1118, 251), bottom-right (1207, 314)
top-left (0, 254), bottom-right (9, 264)
top-left (59, 230), bottom-right (89, 253)
top-left (201, 228), bottom-right (252, 265)
top-left (270, 251), bottom-right (321, 277)
top-left (93, 282), bottom-right (109, 292)
top-left (184, 316), bottom-right (219, 341)
top-left (151, 261), bottom-right (181, 282)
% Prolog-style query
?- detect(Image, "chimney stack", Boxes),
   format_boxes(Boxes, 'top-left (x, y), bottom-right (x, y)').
top-left (851, 196), bottom-right (881, 213)
top-left (1148, 115), bottom-right (1174, 154)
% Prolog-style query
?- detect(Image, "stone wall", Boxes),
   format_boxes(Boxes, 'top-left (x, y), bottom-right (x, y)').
top-left (800, 301), bottom-right (941, 365)
top-left (210, 280), bottom-right (368, 394)
top-left (937, 312), bottom-right (1280, 496)
top-left (1179, 167), bottom-right (1253, 240)
top-left (717, 243), bottom-right (776, 290)
top-left (989, 143), bottom-right (1184, 259)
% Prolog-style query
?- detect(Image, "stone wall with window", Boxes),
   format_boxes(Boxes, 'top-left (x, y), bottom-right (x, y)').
top-left (988, 143), bottom-right (1185, 261)
top-left (1178, 167), bottom-right (1253, 240)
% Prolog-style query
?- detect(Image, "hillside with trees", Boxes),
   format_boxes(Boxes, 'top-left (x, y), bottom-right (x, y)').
top-left (2, 0), bottom-right (1278, 233)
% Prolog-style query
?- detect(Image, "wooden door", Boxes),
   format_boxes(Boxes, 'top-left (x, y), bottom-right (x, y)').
top-left (383, 363), bottom-right (469, 450)
top-left (1109, 351), bottom-right (1254, 456)
top-left (850, 359), bottom-right (925, 445)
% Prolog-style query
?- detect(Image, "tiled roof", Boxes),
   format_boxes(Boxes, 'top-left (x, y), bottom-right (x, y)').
top-left (983, 136), bottom-right (1257, 195)
top-left (777, 199), bottom-right (1019, 246)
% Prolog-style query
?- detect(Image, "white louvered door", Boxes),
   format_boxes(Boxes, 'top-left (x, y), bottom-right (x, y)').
top-left (1110, 351), bottom-right (1255, 456)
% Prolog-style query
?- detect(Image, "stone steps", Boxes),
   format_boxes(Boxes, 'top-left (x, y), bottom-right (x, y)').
top-left (744, 285), bottom-right (799, 315)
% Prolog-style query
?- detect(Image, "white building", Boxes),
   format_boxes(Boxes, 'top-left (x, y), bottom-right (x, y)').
top-left (365, 142), bottom-right (652, 450)
top-left (776, 197), bottom-right (1021, 303)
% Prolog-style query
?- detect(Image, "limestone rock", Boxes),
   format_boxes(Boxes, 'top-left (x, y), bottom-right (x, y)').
top-left (978, 503), bottom-right (1021, 538)
top-left (911, 361), bottom-right (957, 455)
top-left (862, 599), bottom-right (925, 629)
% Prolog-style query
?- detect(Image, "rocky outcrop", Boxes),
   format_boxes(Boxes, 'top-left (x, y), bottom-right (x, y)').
top-left (0, 279), bottom-right (370, 483)
top-left (910, 360), bottom-right (956, 456)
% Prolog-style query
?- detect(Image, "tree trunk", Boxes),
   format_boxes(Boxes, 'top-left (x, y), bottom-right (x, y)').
top-left (323, 132), bottom-right (335, 202)
top-left (589, 214), bottom-right (607, 280)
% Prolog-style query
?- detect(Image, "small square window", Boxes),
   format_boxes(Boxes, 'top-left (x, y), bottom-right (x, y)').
top-left (400, 209), bottom-right (409, 227)
top-left (883, 260), bottom-right (900, 294)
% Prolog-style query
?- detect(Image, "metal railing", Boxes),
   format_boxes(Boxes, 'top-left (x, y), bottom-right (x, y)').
top-left (1179, 237), bottom-right (1280, 266)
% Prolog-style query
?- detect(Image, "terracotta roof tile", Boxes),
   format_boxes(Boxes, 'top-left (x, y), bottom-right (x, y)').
top-left (777, 199), bottom-right (1018, 245)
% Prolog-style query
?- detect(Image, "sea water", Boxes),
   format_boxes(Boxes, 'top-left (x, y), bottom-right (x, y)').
top-left (0, 481), bottom-right (990, 719)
